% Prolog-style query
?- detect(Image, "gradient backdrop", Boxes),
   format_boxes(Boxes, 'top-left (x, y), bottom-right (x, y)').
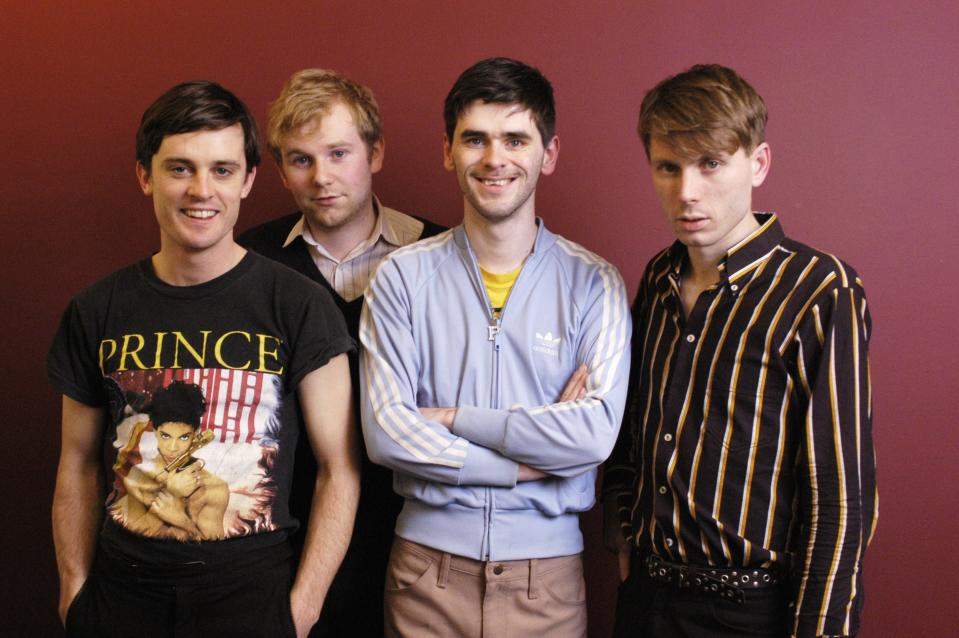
top-left (3, 1), bottom-right (957, 635)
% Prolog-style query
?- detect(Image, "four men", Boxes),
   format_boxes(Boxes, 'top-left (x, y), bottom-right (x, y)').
top-left (50, 60), bottom-right (875, 638)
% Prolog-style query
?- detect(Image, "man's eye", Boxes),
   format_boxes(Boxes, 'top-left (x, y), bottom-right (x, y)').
top-left (465, 138), bottom-right (483, 147)
top-left (171, 166), bottom-right (190, 175)
top-left (506, 139), bottom-right (524, 148)
top-left (702, 159), bottom-right (721, 170)
top-left (291, 156), bottom-right (311, 167)
top-left (214, 167), bottom-right (234, 177)
top-left (332, 150), bottom-right (347, 159)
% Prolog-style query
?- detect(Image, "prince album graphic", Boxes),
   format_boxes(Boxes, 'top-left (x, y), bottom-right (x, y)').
top-left (106, 368), bottom-right (284, 541)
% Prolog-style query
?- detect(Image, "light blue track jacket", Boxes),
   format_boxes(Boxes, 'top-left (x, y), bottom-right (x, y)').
top-left (360, 220), bottom-right (631, 560)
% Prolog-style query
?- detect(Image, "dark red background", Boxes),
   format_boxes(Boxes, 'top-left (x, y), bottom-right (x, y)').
top-left (3, 2), bottom-right (957, 635)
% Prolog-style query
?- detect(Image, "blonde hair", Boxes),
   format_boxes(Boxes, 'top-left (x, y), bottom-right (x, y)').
top-left (267, 68), bottom-right (382, 162)
top-left (639, 64), bottom-right (767, 159)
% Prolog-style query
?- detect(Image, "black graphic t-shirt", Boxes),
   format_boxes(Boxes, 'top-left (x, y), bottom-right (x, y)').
top-left (48, 252), bottom-right (353, 563)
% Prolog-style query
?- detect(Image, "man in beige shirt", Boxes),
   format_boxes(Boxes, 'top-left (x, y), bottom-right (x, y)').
top-left (239, 68), bottom-right (444, 638)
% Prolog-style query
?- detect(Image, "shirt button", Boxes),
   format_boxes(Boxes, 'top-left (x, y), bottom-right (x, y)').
top-left (686, 334), bottom-right (695, 343)
top-left (730, 284), bottom-right (739, 291)
top-left (493, 564), bottom-right (504, 575)
top-left (666, 538), bottom-right (674, 547)
top-left (664, 433), bottom-right (673, 442)
top-left (658, 486), bottom-right (668, 495)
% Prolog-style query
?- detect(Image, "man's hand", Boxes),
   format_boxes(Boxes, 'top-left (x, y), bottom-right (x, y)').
top-left (290, 586), bottom-right (322, 638)
top-left (58, 577), bottom-right (86, 624)
top-left (559, 364), bottom-right (589, 402)
top-left (602, 494), bottom-right (631, 581)
top-left (517, 464), bottom-right (548, 481)
top-left (617, 542), bottom-right (631, 582)
top-left (420, 406), bottom-right (457, 430)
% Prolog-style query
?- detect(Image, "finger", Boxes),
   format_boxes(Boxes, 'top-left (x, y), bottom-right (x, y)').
top-left (561, 364), bottom-right (588, 401)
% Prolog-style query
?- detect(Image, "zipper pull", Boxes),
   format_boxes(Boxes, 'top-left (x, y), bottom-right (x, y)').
top-left (487, 325), bottom-right (501, 341)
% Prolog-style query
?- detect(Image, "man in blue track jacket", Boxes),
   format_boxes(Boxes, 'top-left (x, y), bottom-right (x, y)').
top-left (360, 57), bottom-right (631, 637)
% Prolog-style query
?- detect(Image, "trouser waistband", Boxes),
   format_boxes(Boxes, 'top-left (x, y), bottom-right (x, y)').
top-left (394, 537), bottom-right (580, 597)
top-left (97, 540), bottom-right (292, 586)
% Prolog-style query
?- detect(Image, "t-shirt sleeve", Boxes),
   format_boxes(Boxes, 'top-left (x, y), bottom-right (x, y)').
top-left (283, 276), bottom-right (355, 389)
top-left (47, 296), bottom-right (107, 406)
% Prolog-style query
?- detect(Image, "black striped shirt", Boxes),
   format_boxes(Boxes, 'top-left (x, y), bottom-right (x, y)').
top-left (604, 214), bottom-right (877, 637)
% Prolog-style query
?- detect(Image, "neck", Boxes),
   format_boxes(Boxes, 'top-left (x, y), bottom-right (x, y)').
top-left (306, 199), bottom-right (377, 261)
top-left (684, 249), bottom-right (723, 289)
top-left (463, 206), bottom-right (537, 273)
top-left (152, 241), bottom-right (246, 286)
top-left (685, 210), bottom-right (761, 285)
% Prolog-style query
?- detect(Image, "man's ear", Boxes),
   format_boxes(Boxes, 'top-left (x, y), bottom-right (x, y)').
top-left (370, 138), bottom-right (385, 174)
top-left (751, 142), bottom-right (771, 187)
top-left (539, 135), bottom-right (560, 176)
top-left (276, 160), bottom-right (291, 190)
top-left (240, 166), bottom-right (257, 199)
top-left (443, 135), bottom-right (455, 172)
top-left (136, 161), bottom-right (152, 195)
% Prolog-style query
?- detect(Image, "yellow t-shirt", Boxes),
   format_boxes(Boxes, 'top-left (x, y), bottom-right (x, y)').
top-left (481, 265), bottom-right (522, 317)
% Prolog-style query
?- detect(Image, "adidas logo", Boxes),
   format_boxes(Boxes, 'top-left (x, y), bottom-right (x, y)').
top-left (533, 331), bottom-right (561, 357)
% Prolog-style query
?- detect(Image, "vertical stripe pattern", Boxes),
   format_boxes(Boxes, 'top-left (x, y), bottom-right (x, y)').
top-left (604, 214), bottom-right (877, 637)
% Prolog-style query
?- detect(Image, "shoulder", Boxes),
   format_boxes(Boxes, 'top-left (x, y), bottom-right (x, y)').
top-left (236, 212), bottom-right (301, 254)
top-left (242, 252), bottom-right (338, 312)
top-left (779, 237), bottom-right (866, 294)
top-left (548, 234), bottom-right (626, 290)
top-left (379, 204), bottom-right (448, 246)
top-left (67, 261), bottom-right (145, 310)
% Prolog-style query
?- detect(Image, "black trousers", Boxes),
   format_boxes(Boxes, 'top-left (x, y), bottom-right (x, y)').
top-left (65, 542), bottom-right (297, 638)
top-left (613, 558), bottom-right (790, 638)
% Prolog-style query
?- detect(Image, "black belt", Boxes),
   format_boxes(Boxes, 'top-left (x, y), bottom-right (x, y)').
top-left (642, 554), bottom-right (782, 604)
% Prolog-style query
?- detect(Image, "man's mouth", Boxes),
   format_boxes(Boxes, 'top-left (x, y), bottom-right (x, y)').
top-left (183, 208), bottom-right (217, 219)
top-left (475, 175), bottom-right (516, 188)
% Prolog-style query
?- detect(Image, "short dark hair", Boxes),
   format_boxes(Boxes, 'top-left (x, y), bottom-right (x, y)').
top-left (443, 57), bottom-right (555, 144)
top-left (136, 80), bottom-right (261, 173)
top-left (638, 64), bottom-right (767, 159)
top-left (150, 381), bottom-right (206, 429)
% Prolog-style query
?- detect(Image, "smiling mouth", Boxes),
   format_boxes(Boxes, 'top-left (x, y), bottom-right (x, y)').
top-left (183, 208), bottom-right (217, 219)
top-left (475, 176), bottom-right (516, 187)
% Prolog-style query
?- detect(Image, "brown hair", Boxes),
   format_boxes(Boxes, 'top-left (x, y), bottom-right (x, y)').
top-left (136, 81), bottom-right (260, 174)
top-left (267, 68), bottom-right (382, 162)
top-left (639, 64), bottom-right (767, 159)
top-left (444, 57), bottom-right (555, 145)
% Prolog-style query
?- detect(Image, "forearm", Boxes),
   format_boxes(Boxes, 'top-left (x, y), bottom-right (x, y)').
top-left (452, 397), bottom-right (625, 477)
top-left (291, 463), bottom-right (360, 623)
top-left (52, 456), bottom-right (103, 618)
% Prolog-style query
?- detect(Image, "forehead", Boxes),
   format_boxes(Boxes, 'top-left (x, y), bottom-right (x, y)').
top-left (649, 135), bottom-right (736, 163)
top-left (153, 124), bottom-right (246, 164)
top-left (156, 421), bottom-right (195, 435)
top-left (454, 101), bottom-right (538, 135)
top-left (282, 102), bottom-right (363, 147)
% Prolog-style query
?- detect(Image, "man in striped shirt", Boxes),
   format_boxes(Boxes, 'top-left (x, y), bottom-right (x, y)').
top-left (603, 64), bottom-right (876, 638)
top-left (239, 69), bottom-right (444, 637)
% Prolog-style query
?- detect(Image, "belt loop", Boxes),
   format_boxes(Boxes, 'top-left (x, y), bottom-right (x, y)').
top-left (436, 552), bottom-right (451, 589)
top-left (527, 559), bottom-right (539, 600)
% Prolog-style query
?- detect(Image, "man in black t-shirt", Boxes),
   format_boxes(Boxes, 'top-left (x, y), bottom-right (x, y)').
top-left (49, 81), bottom-right (359, 638)
top-left (239, 69), bottom-right (444, 638)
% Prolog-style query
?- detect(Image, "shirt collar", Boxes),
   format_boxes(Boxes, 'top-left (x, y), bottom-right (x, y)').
top-left (281, 196), bottom-right (392, 252)
top-left (665, 212), bottom-right (784, 286)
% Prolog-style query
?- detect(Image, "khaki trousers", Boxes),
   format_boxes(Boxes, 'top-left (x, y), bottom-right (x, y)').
top-left (384, 537), bottom-right (587, 638)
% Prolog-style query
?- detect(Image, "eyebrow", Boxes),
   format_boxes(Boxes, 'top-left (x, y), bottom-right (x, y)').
top-left (162, 158), bottom-right (243, 169)
top-left (457, 129), bottom-right (534, 141)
